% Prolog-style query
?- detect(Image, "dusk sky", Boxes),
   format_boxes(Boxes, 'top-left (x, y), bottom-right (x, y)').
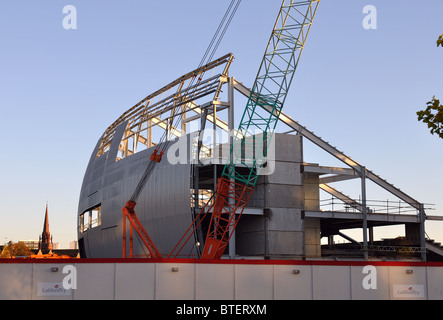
top-left (0, 0), bottom-right (442, 248)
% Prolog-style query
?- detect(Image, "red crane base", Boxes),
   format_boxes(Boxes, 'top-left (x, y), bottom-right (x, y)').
top-left (201, 177), bottom-right (254, 259)
top-left (122, 201), bottom-right (162, 259)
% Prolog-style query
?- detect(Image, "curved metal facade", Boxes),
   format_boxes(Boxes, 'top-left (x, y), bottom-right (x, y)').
top-left (77, 124), bottom-right (195, 258)
top-left (77, 55), bottom-right (234, 259)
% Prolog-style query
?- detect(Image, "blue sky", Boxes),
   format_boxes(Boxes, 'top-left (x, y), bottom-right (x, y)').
top-left (0, 1), bottom-right (442, 248)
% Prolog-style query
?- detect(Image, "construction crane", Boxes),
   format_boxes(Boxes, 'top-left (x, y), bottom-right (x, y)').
top-left (170, 0), bottom-right (320, 259)
top-left (122, 1), bottom-right (241, 258)
top-left (201, 0), bottom-right (320, 259)
top-left (123, 0), bottom-right (320, 259)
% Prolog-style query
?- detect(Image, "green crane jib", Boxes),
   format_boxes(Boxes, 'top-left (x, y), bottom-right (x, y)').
top-left (201, 0), bottom-right (320, 259)
top-left (124, 0), bottom-right (320, 260)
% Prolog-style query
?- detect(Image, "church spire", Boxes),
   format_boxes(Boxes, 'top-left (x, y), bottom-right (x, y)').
top-left (39, 202), bottom-right (53, 253)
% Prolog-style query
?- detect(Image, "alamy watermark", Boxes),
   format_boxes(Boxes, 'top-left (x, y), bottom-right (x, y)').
top-left (60, 5), bottom-right (378, 31)
top-left (362, 265), bottom-right (377, 290)
top-left (362, 5), bottom-right (377, 30)
top-left (166, 128), bottom-right (276, 176)
top-left (63, 5), bottom-right (77, 30)
top-left (62, 265), bottom-right (77, 290)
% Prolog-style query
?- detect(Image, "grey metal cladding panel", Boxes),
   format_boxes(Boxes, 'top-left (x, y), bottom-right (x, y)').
top-left (135, 163), bottom-right (195, 256)
top-left (78, 187), bottom-right (101, 217)
top-left (103, 167), bottom-right (125, 187)
top-left (97, 149), bottom-right (151, 229)
top-left (100, 182), bottom-right (122, 230)
top-left (101, 226), bottom-right (121, 258)
top-left (101, 144), bottom-right (193, 257)
top-left (78, 134), bottom-right (197, 258)
top-left (84, 228), bottom-right (102, 258)
top-left (79, 135), bottom-right (104, 195)
top-left (108, 121), bottom-right (128, 163)
top-left (78, 158), bottom-right (106, 215)
top-left (91, 154), bottom-right (107, 181)
top-left (79, 129), bottom-right (110, 195)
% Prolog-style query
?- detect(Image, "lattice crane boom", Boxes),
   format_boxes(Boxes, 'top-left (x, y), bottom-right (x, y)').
top-left (121, 0), bottom-right (320, 260)
top-left (200, 0), bottom-right (320, 259)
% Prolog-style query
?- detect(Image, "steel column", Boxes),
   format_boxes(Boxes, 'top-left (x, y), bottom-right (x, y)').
top-left (361, 167), bottom-right (368, 260)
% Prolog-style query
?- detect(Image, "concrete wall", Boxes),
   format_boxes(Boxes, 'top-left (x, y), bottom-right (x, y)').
top-left (237, 134), bottom-right (308, 259)
top-left (1, 259), bottom-right (442, 300)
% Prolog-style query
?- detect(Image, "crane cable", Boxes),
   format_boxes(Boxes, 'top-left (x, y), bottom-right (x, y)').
top-left (160, 0), bottom-right (242, 152)
top-left (159, 0), bottom-right (241, 148)
top-left (198, 0), bottom-right (241, 69)
top-left (130, 0), bottom-right (241, 203)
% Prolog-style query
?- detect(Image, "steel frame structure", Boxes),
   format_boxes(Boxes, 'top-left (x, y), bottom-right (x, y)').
top-left (223, 0), bottom-right (320, 185)
top-left (88, 1), bottom-right (437, 261)
top-left (200, 0), bottom-right (321, 259)
top-left (94, 54), bottom-right (235, 259)
top-left (100, 56), bottom-right (432, 260)
top-left (232, 79), bottom-right (434, 261)
top-left (164, 72), bottom-right (434, 260)
top-left (96, 53), bottom-right (234, 161)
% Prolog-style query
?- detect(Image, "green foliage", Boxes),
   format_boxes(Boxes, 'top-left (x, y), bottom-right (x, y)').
top-left (416, 35), bottom-right (442, 139)
top-left (417, 97), bottom-right (443, 139)
top-left (0, 242), bottom-right (33, 258)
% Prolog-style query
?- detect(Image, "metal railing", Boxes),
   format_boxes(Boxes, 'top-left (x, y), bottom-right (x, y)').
top-left (320, 197), bottom-right (434, 215)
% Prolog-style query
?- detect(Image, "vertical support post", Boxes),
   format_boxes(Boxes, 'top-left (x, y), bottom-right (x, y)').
top-left (194, 108), bottom-right (208, 227)
top-left (123, 213), bottom-right (126, 258)
top-left (166, 118), bottom-right (171, 142)
top-left (129, 222), bottom-right (133, 258)
top-left (212, 104), bottom-right (219, 242)
top-left (123, 214), bottom-right (134, 258)
top-left (361, 166), bottom-right (368, 260)
top-left (213, 104), bottom-right (218, 242)
top-left (88, 211), bottom-right (92, 231)
top-left (182, 106), bottom-right (187, 134)
top-left (369, 226), bottom-right (374, 245)
top-left (228, 77), bottom-right (235, 136)
top-left (328, 235), bottom-right (334, 249)
top-left (419, 203), bottom-right (427, 262)
top-left (228, 77), bottom-right (236, 259)
top-left (194, 166), bottom-right (200, 214)
top-left (147, 119), bottom-right (152, 148)
top-left (213, 103), bottom-right (217, 190)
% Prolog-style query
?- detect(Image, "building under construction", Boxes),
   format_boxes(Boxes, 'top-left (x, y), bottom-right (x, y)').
top-left (77, 1), bottom-right (443, 262)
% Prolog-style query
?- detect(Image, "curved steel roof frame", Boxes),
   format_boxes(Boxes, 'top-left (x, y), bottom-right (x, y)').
top-left (96, 53), bottom-right (234, 160)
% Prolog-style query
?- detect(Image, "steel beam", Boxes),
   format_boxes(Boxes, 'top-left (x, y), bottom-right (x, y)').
top-left (319, 183), bottom-right (363, 212)
top-left (233, 79), bottom-right (423, 211)
top-left (305, 210), bottom-right (422, 224)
